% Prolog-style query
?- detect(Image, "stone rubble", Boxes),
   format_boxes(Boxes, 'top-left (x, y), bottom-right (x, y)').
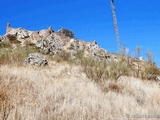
top-left (23, 53), bottom-right (48, 66)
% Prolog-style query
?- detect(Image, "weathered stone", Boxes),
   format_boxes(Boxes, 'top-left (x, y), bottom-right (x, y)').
top-left (23, 53), bottom-right (48, 66)
top-left (5, 23), bottom-right (54, 46)
top-left (86, 40), bottom-right (109, 60)
top-left (36, 33), bottom-right (65, 55)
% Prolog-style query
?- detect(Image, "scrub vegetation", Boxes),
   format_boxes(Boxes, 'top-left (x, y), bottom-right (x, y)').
top-left (0, 42), bottom-right (160, 119)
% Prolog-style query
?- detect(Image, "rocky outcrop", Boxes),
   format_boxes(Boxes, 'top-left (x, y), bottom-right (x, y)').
top-left (1, 23), bottom-right (160, 81)
top-left (3, 23), bottom-right (111, 61)
top-left (86, 41), bottom-right (109, 60)
top-left (36, 33), bottom-right (65, 55)
top-left (5, 23), bottom-right (54, 46)
top-left (23, 53), bottom-right (48, 66)
top-left (35, 33), bottom-right (110, 61)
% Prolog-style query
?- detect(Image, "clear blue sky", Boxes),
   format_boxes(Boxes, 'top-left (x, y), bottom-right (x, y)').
top-left (1, 0), bottom-right (160, 65)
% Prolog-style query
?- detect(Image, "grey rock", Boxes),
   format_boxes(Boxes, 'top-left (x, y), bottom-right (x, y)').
top-left (87, 41), bottom-right (109, 60)
top-left (36, 33), bottom-right (64, 55)
top-left (24, 53), bottom-right (48, 66)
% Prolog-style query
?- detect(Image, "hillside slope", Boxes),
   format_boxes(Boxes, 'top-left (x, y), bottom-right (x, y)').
top-left (0, 24), bottom-right (160, 119)
top-left (0, 61), bottom-right (160, 119)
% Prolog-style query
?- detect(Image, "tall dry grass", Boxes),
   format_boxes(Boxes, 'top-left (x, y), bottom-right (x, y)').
top-left (0, 42), bottom-right (38, 66)
top-left (1, 40), bottom-right (160, 119)
top-left (0, 62), bottom-right (160, 120)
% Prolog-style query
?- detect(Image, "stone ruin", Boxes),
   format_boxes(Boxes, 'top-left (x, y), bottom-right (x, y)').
top-left (2, 23), bottom-right (110, 62)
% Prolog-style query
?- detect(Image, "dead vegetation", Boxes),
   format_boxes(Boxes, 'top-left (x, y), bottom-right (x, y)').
top-left (0, 63), bottom-right (160, 119)
top-left (0, 42), bottom-right (160, 119)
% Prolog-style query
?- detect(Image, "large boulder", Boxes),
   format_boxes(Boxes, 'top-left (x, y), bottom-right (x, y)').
top-left (23, 53), bottom-right (48, 66)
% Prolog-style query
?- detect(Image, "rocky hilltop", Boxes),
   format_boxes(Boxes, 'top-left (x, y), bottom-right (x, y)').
top-left (0, 23), bottom-right (145, 65)
top-left (0, 23), bottom-right (160, 81)
top-left (1, 23), bottom-right (109, 61)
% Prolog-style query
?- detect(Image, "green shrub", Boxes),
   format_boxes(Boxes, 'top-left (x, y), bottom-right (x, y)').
top-left (76, 55), bottom-right (132, 82)
top-left (48, 49), bottom-right (160, 82)
top-left (144, 50), bottom-right (160, 78)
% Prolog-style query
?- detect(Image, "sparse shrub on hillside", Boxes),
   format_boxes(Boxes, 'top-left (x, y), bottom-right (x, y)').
top-left (109, 57), bottom-right (130, 80)
top-left (6, 34), bottom-right (21, 44)
top-left (71, 51), bottom-right (160, 82)
top-left (6, 34), bottom-right (16, 41)
top-left (146, 50), bottom-right (154, 64)
top-left (82, 58), bottom-right (108, 82)
top-left (72, 53), bottom-right (133, 82)
top-left (49, 51), bottom-right (137, 81)
top-left (145, 63), bottom-right (160, 77)
top-left (144, 50), bottom-right (160, 78)
top-left (0, 45), bottom-right (38, 66)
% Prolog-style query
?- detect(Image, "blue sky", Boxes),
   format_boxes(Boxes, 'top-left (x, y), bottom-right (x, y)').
top-left (0, 0), bottom-right (160, 65)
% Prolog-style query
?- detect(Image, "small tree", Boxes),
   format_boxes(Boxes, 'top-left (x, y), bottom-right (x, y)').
top-left (58, 28), bottom-right (74, 38)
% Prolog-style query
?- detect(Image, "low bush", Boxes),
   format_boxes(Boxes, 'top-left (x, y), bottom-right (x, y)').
top-left (71, 53), bottom-right (133, 82)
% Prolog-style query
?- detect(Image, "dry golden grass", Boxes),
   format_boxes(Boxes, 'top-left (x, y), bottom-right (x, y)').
top-left (0, 61), bottom-right (160, 120)
top-left (0, 44), bottom-right (38, 66)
